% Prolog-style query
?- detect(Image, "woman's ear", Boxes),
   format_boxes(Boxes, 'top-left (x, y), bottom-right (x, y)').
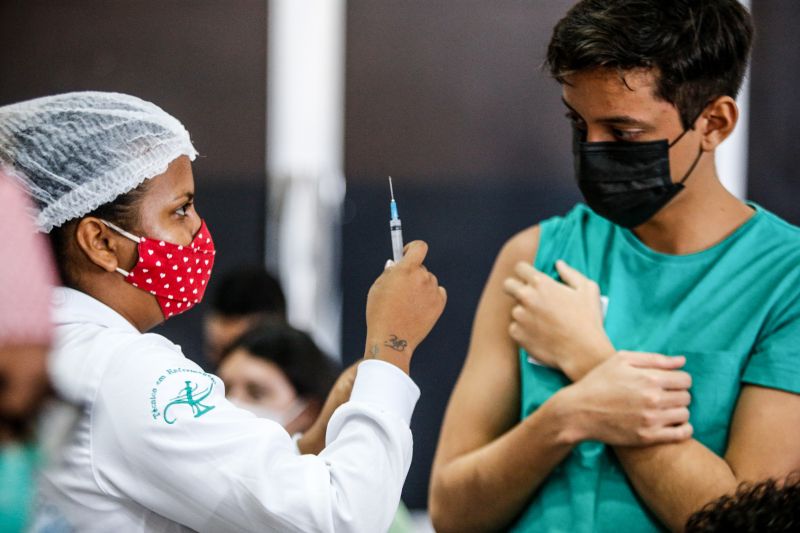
top-left (74, 217), bottom-right (130, 273)
top-left (699, 95), bottom-right (738, 151)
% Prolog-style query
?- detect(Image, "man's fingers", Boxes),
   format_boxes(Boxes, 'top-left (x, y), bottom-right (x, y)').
top-left (660, 406), bottom-right (691, 426)
top-left (555, 259), bottom-right (588, 289)
top-left (651, 422), bottom-right (693, 444)
top-left (508, 321), bottom-right (523, 342)
top-left (658, 390), bottom-right (692, 408)
top-left (626, 352), bottom-right (686, 370)
top-left (653, 369), bottom-right (693, 390)
top-left (503, 277), bottom-right (526, 298)
top-left (511, 305), bottom-right (528, 322)
top-left (513, 262), bottom-right (544, 285)
top-left (400, 240), bottom-right (429, 266)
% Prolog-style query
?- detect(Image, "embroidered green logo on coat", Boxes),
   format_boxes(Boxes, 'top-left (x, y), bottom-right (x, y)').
top-left (163, 380), bottom-right (216, 424)
top-left (149, 368), bottom-right (218, 424)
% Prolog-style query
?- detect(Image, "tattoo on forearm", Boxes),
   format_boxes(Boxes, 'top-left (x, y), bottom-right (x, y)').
top-left (369, 344), bottom-right (380, 358)
top-left (384, 334), bottom-right (408, 352)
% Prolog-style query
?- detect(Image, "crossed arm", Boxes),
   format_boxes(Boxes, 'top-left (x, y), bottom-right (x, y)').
top-left (501, 252), bottom-right (800, 532)
top-left (587, 382), bottom-right (800, 531)
top-left (430, 227), bottom-right (695, 532)
top-left (430, 225), bottom-right (800, 532)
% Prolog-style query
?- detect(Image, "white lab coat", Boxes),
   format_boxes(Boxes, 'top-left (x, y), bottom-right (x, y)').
top-left (31, 288), bottom-right (419, 533)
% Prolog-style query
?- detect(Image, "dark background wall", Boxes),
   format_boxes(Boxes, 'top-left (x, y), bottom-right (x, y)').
top-left (748, 1), bottom-right (800, 224)
top-left (2, 0), bottom-right (798, 513)
top-left (0, 0), bottom-right (268, 366)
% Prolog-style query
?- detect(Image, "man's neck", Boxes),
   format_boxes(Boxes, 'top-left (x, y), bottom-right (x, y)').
top-left (632, 166), bottom-right (755, 255)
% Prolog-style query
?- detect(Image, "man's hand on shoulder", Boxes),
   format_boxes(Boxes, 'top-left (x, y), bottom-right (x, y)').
top-left (503, 259), bottom-right (614, 380)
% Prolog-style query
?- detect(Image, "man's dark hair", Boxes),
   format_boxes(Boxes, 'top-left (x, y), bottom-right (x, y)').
top-left (685, 476), bottom-right (800, 532)
top-left (546, 0), bottom-right (754, 128)
top-left (210, 266), bottom-right (286, 318)
top-left (221, 322), bottom-right (339, 402)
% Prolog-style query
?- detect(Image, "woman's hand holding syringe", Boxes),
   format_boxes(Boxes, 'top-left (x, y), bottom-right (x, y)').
top-left (364, 241), bottom-right (447, 374)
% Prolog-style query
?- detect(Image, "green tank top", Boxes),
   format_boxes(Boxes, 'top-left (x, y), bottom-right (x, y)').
top-left (512, 203), bottom-right (800, 533)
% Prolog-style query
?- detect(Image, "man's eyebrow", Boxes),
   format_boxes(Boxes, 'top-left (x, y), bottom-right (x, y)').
top-left (560, 97), bottom-right (651, 127)
top-left (598, 115), bottom-right (651, 127)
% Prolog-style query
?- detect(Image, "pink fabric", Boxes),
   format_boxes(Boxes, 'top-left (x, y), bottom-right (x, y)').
top-left (0, 170), bottom-right (56, 345)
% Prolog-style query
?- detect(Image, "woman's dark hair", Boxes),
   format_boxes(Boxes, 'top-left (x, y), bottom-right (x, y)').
top-left (685, 476), bottom-right (800, 532)
top-left (221, 321), bottom-right (340, 403)
top-left (210, 266), bottom-right (287, 319)
top-left (546, 0), bottom-right (754, 128)
top-left (48, 182), bottom-right (149, 286)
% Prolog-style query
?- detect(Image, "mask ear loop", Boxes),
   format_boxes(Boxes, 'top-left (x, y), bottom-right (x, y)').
top-left (100, 219), bottom-right (141, 277)
top-left (668, 128), bottom-right (691, 148)
top-left (282, 397), bottom-right (311, 428)
top-left (668, 106), bottom-right (708, 185)
top-left (678, 147), bottom-right (704, 185)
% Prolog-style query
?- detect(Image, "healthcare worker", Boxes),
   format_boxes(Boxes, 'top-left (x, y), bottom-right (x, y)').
top-left (0, 91), bottom-right (447, 533)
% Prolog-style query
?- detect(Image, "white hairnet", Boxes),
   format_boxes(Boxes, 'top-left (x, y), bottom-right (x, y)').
top-left (0, 91), bottom-right (198, 233)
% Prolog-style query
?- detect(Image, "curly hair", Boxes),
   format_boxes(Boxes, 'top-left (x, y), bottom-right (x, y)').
top-left (685, 476), bottom-right (800, 532)
top-left (546, 0), bottom-right (754, 129)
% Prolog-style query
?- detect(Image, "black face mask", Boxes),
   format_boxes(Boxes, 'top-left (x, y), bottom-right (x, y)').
top-left (573, 127), bottom-right (703, 228)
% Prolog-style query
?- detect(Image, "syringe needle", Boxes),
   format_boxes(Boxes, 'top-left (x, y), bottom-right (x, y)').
top-left (388, 176), bottom-right (404, 262)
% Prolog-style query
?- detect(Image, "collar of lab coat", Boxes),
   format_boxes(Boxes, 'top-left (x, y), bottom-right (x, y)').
top-left (49, 287), bottom-right (145, 406)
top-left (52, 287), bottom-right (139, 332)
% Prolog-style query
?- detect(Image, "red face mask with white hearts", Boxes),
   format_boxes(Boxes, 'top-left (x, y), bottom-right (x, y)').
top-left (102, 219), bottom-right (216, 319)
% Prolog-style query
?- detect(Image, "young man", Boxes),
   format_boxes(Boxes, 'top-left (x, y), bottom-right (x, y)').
top-left (430, 1), bottom-right (800, 532)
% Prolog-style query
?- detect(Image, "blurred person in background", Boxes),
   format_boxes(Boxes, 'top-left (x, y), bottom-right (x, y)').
top-left (218, 322), bottom-right (340, 437)
top-left (204, 265), bottom-right (287, 366)
top-left (431, 1), bottom-right (800, 532)
top-left (0, 169), bottom-right (56, 532)
top-left (1, 91), bottom-right (446, 533)
top-left (219, 322), bottom-right (417, 533)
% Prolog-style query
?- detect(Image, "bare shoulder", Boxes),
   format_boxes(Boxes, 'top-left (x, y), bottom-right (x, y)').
top-left (493, 225), bottom-right (541, 275)
top-left (470, 223), bottom-right (541, 343)
top-left (434, 225), bottom-right (543, 455)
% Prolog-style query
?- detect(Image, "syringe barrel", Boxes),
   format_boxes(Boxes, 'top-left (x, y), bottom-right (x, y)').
top-left (390, 219), bottom-right (404, 262)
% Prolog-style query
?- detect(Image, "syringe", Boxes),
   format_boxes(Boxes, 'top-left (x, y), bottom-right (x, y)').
top-left (388, 176), bottom-right (404, 262)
